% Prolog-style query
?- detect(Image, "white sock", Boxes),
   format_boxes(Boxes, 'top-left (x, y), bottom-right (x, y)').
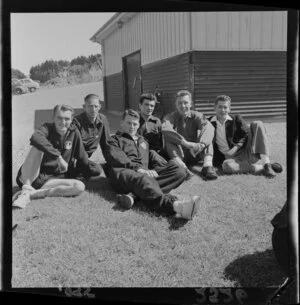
top-left (30, 188), bottom-right (49, 199)
top-left (203, 155), bottom-right (213, 167)
top-left (260, 154), bottom-right (270, 165)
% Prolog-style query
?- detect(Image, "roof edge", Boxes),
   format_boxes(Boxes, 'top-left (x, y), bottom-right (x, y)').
top-left (90, 12), bottom-right (136, 43)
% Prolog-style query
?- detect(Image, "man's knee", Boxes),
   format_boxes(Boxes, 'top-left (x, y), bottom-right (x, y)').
top-left (168, 160), bottom-right (186, 178)
top-left (27, 146), bottom-right (44, 160)
top-left (250, 120), bottom-right (265, 132)
top-left (222, 159), bottom-right (240, 174)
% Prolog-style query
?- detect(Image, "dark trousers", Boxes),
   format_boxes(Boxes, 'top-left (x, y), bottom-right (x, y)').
top-left (68, 160), bottom-right (102, 179)
top-left (108, 160), bottom-right (186, 213)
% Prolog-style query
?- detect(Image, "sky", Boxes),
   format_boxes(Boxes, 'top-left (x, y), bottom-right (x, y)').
top-left (10, 13), bottom-right (116, 76)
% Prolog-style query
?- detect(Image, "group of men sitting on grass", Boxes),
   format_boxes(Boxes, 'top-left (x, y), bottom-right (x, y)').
top-left (13, 90), bottom-right (283, 220)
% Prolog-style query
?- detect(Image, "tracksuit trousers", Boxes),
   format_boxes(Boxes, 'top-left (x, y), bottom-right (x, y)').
top-left (108, 160), bottom-right (186, 214)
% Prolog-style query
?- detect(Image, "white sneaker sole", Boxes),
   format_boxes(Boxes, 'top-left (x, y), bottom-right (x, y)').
top-left (190, 196), bottom-right (201, 219)
top-left (12, 191), bottom-right (31, 209)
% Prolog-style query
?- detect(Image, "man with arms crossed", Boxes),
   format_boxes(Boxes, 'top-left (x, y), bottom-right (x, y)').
top-left (71, 94), bottom-right (111, 177)
top-left (13, 104), bottom-right (92, 209)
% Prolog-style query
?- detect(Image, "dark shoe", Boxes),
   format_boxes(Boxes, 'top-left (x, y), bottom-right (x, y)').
top-left (200, 166), bottom-right (218, 180)
top-left (271, 162), bottom-right (283, 173)
top-left (116, 193), bottom-right (135, 209)
top-left (185, 168), bottom-right (194, 180)
top-left (264, 163), bottom-right (276, 178)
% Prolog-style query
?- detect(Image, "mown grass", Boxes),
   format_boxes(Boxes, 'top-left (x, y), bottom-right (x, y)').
top-left (12, 121), bottom-right (287, 288)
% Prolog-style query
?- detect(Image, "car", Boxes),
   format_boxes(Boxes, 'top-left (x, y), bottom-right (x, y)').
top-left (12, 78), bottom-right (40, 95)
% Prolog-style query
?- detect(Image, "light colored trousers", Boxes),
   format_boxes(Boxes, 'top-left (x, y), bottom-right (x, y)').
top-left (223, 121), bottom-right (270, 174)
top-left (162, 124), bottom-right (214, 165)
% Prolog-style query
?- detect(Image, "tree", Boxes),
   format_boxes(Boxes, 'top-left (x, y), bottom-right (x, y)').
top-left (12, 68), bottom-right (26, 79)
top-left (29, 59), bottom-right (70, 83)
top-left (70, 55), bottom-right (88, 66)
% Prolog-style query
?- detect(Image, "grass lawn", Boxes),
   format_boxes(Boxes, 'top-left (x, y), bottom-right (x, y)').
top-left (12, 119), bottom-right (287, 287)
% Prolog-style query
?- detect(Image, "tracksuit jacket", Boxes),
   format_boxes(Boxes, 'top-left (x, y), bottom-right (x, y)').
top-left (103, 131), bottom-right (168, 171)
top-left (30, 123), bottom-right (91, 176)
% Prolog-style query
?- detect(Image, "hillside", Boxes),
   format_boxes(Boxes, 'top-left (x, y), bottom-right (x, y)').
top-left (13, 54), bottom-right (103, 89)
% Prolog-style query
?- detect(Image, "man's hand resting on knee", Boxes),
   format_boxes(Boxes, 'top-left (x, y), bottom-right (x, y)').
top-left (137, 168), bottom-right (158, 178)
top-left (224, 146), bottom-right (239, 158)
top-left (58, 155), bottom-right (68, 173)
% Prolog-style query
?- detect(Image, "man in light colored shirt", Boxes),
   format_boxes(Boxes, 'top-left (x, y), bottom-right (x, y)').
top-left (162, 90), bottom-right (217, 180)
top-left (209, 95), bottom-right (283, 178)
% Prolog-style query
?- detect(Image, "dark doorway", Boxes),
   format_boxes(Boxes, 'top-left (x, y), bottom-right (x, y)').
top-left (123, 51), bottom-right (142, 110)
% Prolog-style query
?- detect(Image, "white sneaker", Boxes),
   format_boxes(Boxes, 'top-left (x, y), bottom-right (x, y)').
top-left (12, 185), bottom-right (35, 209)
top-left (116, 193), bottom-right (135, 210)
top-left (174, 196), bottom-right (201, 220)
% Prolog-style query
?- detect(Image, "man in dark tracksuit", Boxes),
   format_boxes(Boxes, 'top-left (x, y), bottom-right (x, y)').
top-left (103, 109), bottom-right (201, 220)
top-left (137, 93), bottom-right (166, 156)
top-left (72, 94), bottom-right (111, 177)
top-left (13, 104), bottom-right (92, 209)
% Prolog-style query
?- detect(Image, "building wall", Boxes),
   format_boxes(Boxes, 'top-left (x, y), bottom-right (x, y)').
top-left (142, 52), bottom-right (191, 115)
top-left (191, 11), bottom-right (287, 51)
top-left (104, 50), bottom-right (286, 116)
top-left (104, 72), bottom-right (124, 112)
top-left (103, 12), bottom-right (190, 76)
top-left (192, 51), bottom-right (286, 103)
top-left (101, 11), bottom-right (287, 77)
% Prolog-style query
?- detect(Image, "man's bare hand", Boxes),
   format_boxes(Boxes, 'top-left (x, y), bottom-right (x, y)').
top-left (137, 168), bottom-right (158, 178)
top-left (58, 155), bottom-right (68, 173)
top-left (224, 146), bottom-right (239, 157)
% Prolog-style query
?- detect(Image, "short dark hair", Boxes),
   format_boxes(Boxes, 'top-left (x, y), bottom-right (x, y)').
top-left (215, 95), bottom-right (231, 106)
top-left (139, 93), bottom-right (156, 105)
top-left (122, 109), bottom-right (140, 120)
top-left (84, 94), bottom-right (100, 103)
top-left (53, 104), bottom-right (74, 118)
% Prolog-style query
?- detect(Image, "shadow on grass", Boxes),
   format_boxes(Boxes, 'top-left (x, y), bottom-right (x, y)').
top-left (85, 176), bottom-right (116, 201)
top-left (223, 249), bottom-right (286, 287)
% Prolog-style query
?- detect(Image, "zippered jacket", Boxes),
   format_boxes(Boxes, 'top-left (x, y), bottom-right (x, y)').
top-left (30, 123), bottom-right (90, 176)
top-left (103, 131), bottom-right (167, 171)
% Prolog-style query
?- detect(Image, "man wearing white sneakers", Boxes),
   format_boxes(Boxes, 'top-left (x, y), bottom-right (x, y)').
top-left (103, 109), bottom-right (201, 220)
top-left (13, 104), bottom-right (93, 209)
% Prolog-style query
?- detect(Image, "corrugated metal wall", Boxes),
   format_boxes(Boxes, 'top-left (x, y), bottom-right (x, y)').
top-left (101, 11), bottom-right (287, 76)
top-left (193, 51), bottom-right (286, 102)
top-left (191, 11), bottom-right (287, 51)
top-left (103, 12), bottom-right (190, 76)
top-left (142, 53), bottom-right (191, 116)
top-left (104, 72), bottom-right (124, 112)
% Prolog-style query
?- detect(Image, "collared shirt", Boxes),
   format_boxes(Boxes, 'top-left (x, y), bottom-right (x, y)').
top-left (210, 115), bottom-right (233, 154)
top-left (162, 110), bottom-right (214, 155)
top-left (73, 112), bottom-right (111, 158)
top-left (138, 114), bottom-right (163, 151)
top-left (162, 110), bottom-right (209, 142)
